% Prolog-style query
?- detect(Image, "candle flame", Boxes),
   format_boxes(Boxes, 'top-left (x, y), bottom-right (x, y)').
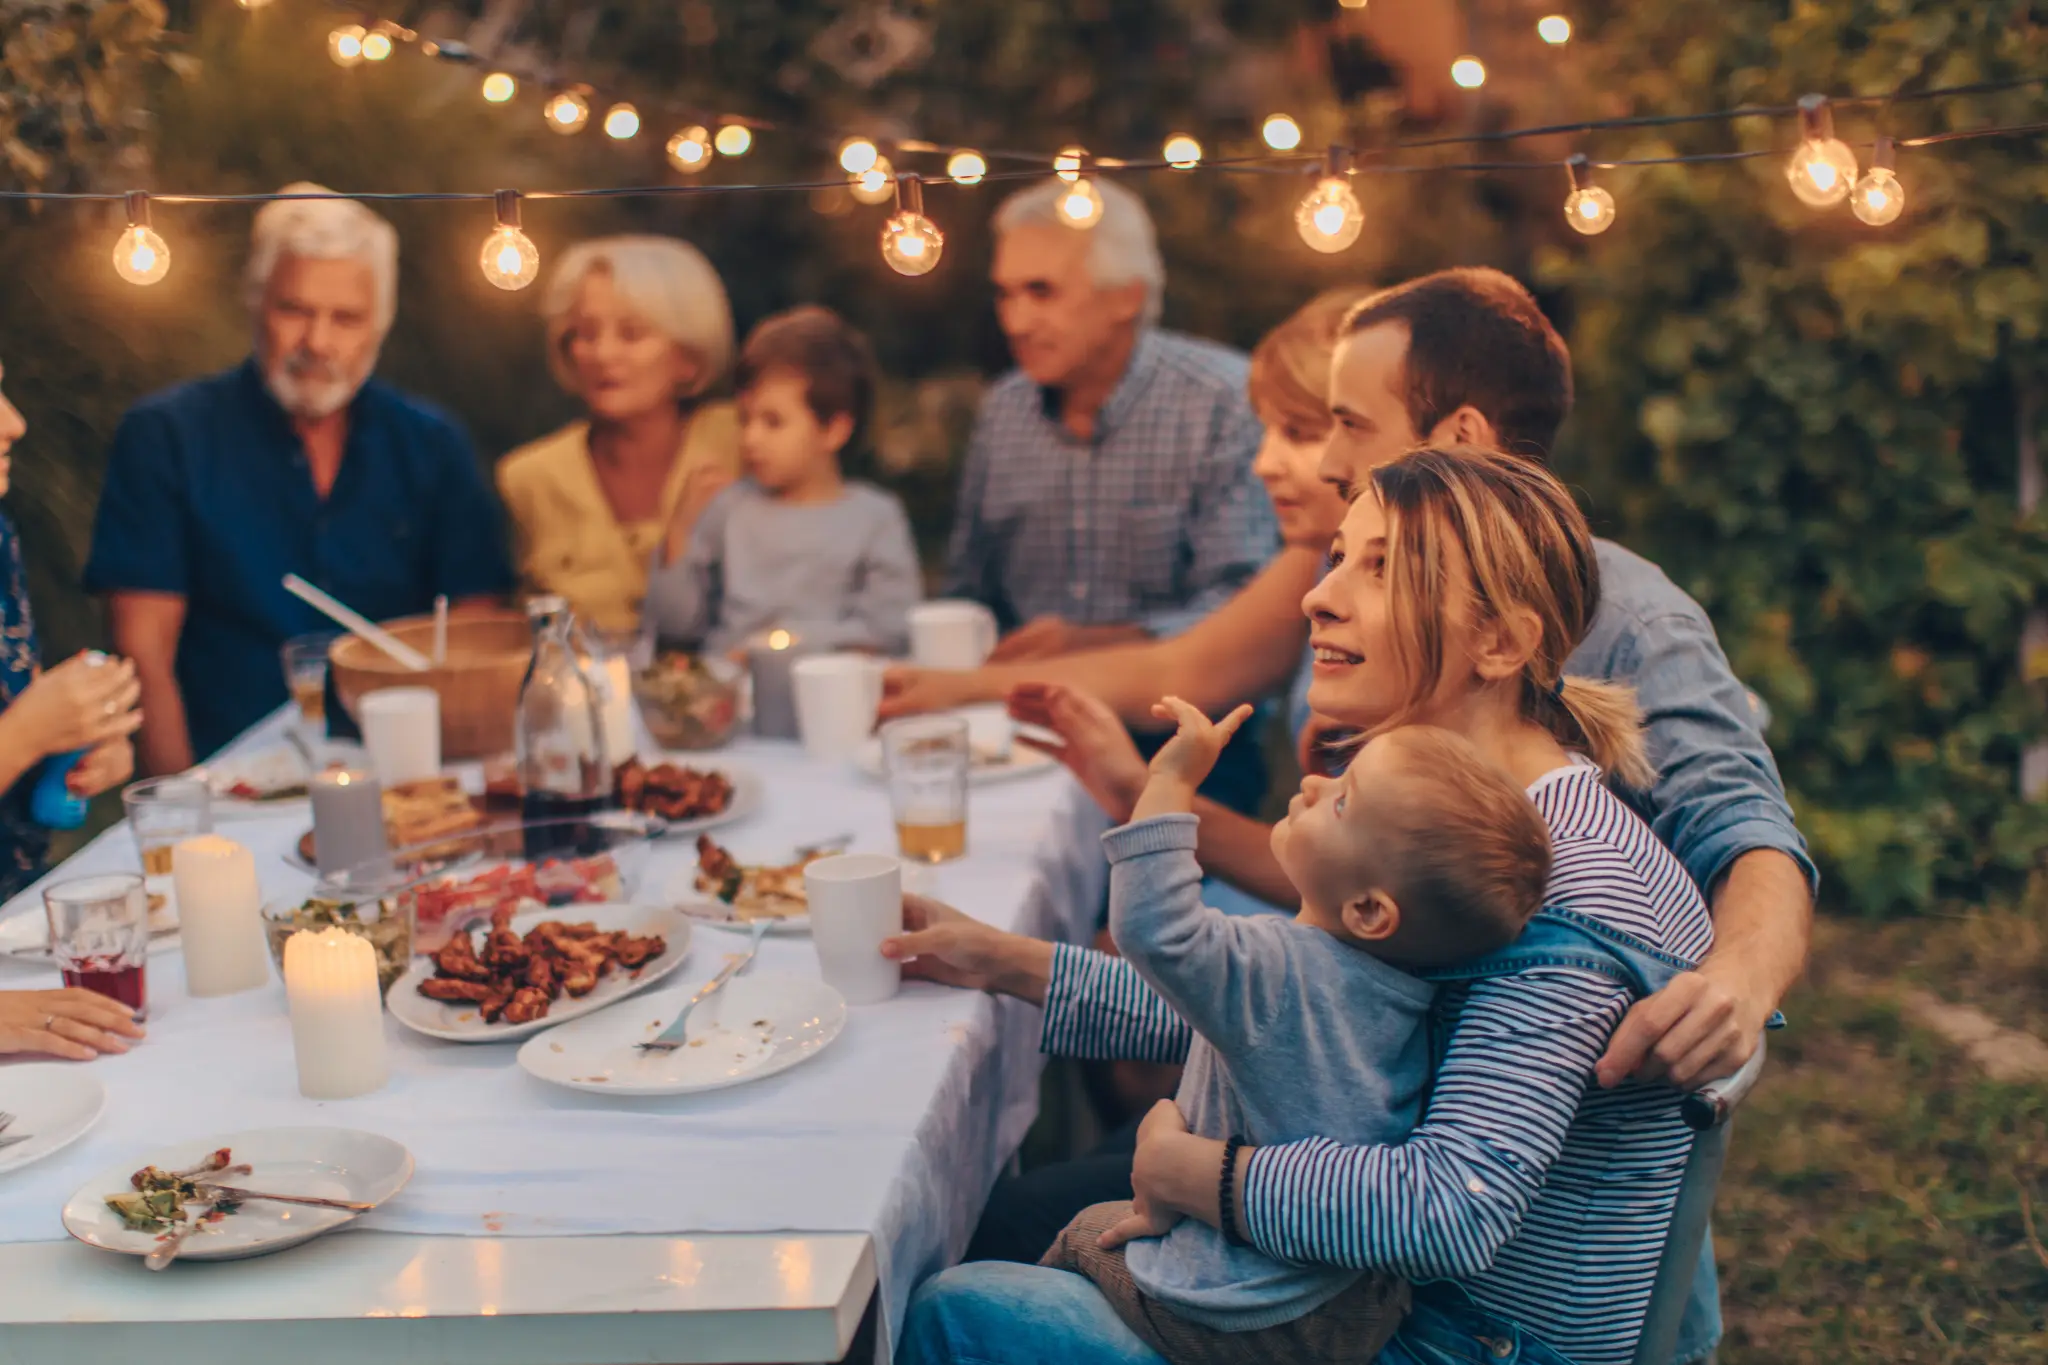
top-left (768, 629), bottom-right (793, 650)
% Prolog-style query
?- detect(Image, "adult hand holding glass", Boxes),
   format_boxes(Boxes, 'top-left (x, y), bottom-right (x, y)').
top-left (0, 987), bottom-right (146, 1061)
top-left (1006, 682), bottom-right (1150, 824)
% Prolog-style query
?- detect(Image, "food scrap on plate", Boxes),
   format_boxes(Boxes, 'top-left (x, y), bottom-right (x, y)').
top-left (692, 835), bottom-right (821, 921)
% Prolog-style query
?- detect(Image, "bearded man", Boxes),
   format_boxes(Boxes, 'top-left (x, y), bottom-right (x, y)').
top-left (86, 184), bottom-right (511, 772)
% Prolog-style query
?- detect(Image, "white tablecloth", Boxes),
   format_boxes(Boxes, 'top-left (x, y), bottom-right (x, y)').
top-left (0, 709), bottom-right (1111, 1358)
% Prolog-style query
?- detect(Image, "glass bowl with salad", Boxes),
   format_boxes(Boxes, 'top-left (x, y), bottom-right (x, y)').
top-left (631, 652), bottom-right (743, 750)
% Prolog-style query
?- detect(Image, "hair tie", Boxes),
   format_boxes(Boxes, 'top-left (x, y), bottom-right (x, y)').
top-left (1551, 676), bottom-right (1566, 700)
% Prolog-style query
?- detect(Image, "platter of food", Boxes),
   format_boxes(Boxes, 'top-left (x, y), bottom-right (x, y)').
top-left (387, 901), bottom-right (692, 1043)
top-left (518, 972), bottom-right (847, 1097)
top-left (670, 834), bottom-right (826, 936)
top-left (0, 1066), bottom-right (107, 1177)
top-left (61, 1128), bottom-right (412, 1265)
top-left (614, 758), bottom-right (757, 835)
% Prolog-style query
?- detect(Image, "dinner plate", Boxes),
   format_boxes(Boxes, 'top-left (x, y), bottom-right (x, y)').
top-left (854, 738), bottom-right (1058, 787)
top-left (62, 1126), bottom-right (411, 1262)
top-left (0, 1066), bottom-right (107, 1177)
top-left (664, 832), bottom-right (824, 936)
top-left (517, 972), bottom-right (847, 1097)
top-left (386, 903), bottom-right (693, 1044)
top-left (0, 907), bottom-right (180, 961)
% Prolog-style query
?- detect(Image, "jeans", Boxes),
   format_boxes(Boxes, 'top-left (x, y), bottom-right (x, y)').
top-left (896, 1264), bottom-right (1576, 1365)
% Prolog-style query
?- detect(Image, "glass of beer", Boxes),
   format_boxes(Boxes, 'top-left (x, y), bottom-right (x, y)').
top-left (44, 873), bottom-right (150, 1020)
top-left (881, 716), bottom-right (970, 863)
top-left (281, 633), bottom-right (339, 735)
top-left (122, 776), bottom-right (213, 928)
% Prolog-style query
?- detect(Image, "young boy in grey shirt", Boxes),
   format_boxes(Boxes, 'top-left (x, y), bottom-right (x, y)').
top-left (643, 305), bottom-right (920, 657)
top-left (1043, 699), bottom-right (1552, 1365)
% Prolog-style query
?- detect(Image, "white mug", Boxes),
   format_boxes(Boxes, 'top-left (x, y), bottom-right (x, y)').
top-left (792, 654), bottom-right (886, 762)
top-left (910, 600), bottom-right (999, 670)
top-left (357, 687), bottom-right (441, 787)
top-left (804, 853), bottom-right (903, 1005)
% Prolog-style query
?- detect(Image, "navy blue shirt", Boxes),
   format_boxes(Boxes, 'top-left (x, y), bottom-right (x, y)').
top-left (84, 361), bottom-right (513, 759)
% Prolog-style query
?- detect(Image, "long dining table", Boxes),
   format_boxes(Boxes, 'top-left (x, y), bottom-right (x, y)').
top-left (0, 706), bottom-right (1110, 1364)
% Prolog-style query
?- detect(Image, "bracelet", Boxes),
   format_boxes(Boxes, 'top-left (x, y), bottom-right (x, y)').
top-left (1218, 1135), bottom-right (1248, 1248)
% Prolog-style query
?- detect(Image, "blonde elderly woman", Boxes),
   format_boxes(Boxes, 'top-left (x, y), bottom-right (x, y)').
top-left (86, 184), bottom-right (512, 775)
top-left (496, 235), bottom-right (741, 634)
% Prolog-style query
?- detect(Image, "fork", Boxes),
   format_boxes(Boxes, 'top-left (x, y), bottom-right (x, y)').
top-left (635, 920), bottom-right (769, 1054)
top-left (795, 833), bottom-right (854, 859)
top-left (0, 1111), bottom-right (15, 1135)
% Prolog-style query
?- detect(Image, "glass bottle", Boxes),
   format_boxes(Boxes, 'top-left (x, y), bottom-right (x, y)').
top-left (515, 596), bottom-right (614, 852)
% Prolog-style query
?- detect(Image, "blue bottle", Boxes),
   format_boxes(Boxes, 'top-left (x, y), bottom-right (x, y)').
top-left (32, 750), bottom-right (88, 830)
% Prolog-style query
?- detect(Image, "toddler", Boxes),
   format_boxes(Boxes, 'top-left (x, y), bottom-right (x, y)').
top-left (643, 305), bottom-right (920, 656)
top-left (1043, 699), bottom-right (1553, 1365)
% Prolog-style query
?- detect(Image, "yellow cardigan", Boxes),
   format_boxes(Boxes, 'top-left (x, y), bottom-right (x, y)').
top-left (496, 403), bottom-right (741, 634)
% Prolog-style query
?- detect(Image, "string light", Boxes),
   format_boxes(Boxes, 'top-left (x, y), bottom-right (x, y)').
top-left (1852, 136), bottom-right (1905, 226)
top-left (715, 124), bottom-right (753, 157)
top-left (666, 126), bottom-right (712, 173)
top-left (235, 0), bottom-right (273, 8)
top-left (479, 189), bottom-right (539, 291)
top-left (947, 150), bottom-right (987, 185)
top-left (360, 29), bottom-right (393, 62)
top-left (1262, 114), bottom-right (1302, 151)
top-left (1562, 154), bottom-right (1615, 235)
top-left (1296, 147), bottom-right (1363, 253)
top-left (839, 138), bottom-right (880, 174)
top-left (544, 88), bottom-right (590, 135)
top-left (1451, 57), bottom-right (1487, 90)
top-left (1054, 146), bottom-right (1086, 182)
top-left (1538, 16), bottom-right (1572, 45)
top-left (852, 155), bottom-right (896, 205)
top-left (603, 103), bottom-right (640, 140)
top-left (1337, 0), bottom-right (1368, 8)
top-left (1163, 134), bottom-right (1203, 169)
top-left (111, 191), bottom-right (169, 286)
top-left (881, 174), bottom-right (943, 276)
top-left (1055, 154), bottom-right (1106, 230)
top-left (480, 72), bottom-right (516, 103)
top-left (327, 25), bottom-right (365, 67)
top-left (1786, 93), bottom-right (1857, 207)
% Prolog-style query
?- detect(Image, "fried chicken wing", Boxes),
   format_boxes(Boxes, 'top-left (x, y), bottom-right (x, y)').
top-left (524, 952), bottom-right (557, 994)
top-left (614, 933), bottom-right (665, 968)
top-left (482, 926), bottom-right (530, 971)
top-left (432, 933), bottom-right (495, 982)
top-left (501, 986), bottom-right (552, 1025)
top-left (479, 980), bottom-right (517, 1023)
top-left (419, 977), bottom-right (496, 1004)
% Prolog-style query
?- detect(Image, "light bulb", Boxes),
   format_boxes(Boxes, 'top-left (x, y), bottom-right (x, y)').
top-left (1055, 178), bottom-right (1105, 229)
top-left (1295, 176), bottom-right (1363, 252)
top-left (1163, 134), bottom-right (1202, 169)
top-left (715, 124), bottom-right (752, 157)
top-left (1786, 137), bottom-right (1857, 207)
top-left (852, 156), bottom-right (896, 205)
top-left (881, 211), bottom-right (944, 276)
top-left (112, 224), bottom-right (170, 286)
top-left (328, 25), bottom-right (365, 67)
top-left (544, 90), bottom-right (589, 134)
top-left (360, 30), bottom-right (393, 62)
top-left (1451, 57), bottom-right (1487, 89)
top-left (1338, 0), bottom-right (1368, 8)
top-left (947, 150), bottom-right (986, 185)
top-left (480, 225), bottom-right (539, 291)
top-left (1564, 186), bottom-right (1615, 235)
top-left (1054, 146), bottom-right (1087, 182)
top-left (1852, 166), bottom-right (1904, 226)
top-left (603, 103), bottom-right (640, 140)
top-left (840, 138), bottom-right (879, 174)
top-left (667, 126), bottom-right (712, 173)
top-left (1262, 114), bottom-right (1302, 151)
top-left (1537, 15), bottom-right (1572, 45)
top-left (236, 0), bottom-right (273, 8)
top-left (481, 72), bottom-right (516, 103)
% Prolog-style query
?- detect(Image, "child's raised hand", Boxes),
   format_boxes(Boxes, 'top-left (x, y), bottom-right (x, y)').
top-left (1145, 697), bottom-right (1255, 793)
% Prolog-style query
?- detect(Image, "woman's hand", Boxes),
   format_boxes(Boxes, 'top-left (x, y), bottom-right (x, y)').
top-left (0, 653), bottom-right (142, 761)
top-left (67, 738), bottom-right (135, 798)
top-left (1099, 1100), bottom-right (1224, 1249)
top-left (1008, 682), bottom-right (1148, 823)
top-left (877, 666), bottom-right (978, 721)
top-left (880, 894), bottom-right (1055, 1005)
top-left (0, 988), bottom-right (146, 1061)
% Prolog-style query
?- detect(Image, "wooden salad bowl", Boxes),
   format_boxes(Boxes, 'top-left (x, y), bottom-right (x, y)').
top-left (329, 611), bottom-right (531, 760)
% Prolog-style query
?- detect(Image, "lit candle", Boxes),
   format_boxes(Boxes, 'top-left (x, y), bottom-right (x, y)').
top-left (310, 768), bottom-right (387, 877)
top-left (747, 628), bottom-right (813, 740)
top-left (283, 928), bottom-right (389, 1099)
top-left (172, 835), bottom-right (271, 997)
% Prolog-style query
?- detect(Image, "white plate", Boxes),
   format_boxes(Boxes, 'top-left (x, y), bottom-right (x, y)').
top-left (854, 702), bottom-right (1058, 786)
top-left (387, 903), bottom-right (693, 1044)
top-left (0, 908), bottom-right (180, 961)
top-left (642, 763), bottom-right (762, 838)
top-left (665, 833), bottom-right (823, 936)
top-left (517, 972), bottom-right (846, 1097)
top-left (62, 1126), bottom-right (411, 1262)
top-left (0, 1066), bottom-right (107, 1177)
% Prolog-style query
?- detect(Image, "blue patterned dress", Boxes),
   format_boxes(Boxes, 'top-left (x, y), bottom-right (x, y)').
top-left (0, 514), bottom-right (50, 899)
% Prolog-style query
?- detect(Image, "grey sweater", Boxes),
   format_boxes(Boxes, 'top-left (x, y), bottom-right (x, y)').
top-left (642, 479), bottom-right (921, 657)
top-left (1105, 814), bottom-right (1437, 1332)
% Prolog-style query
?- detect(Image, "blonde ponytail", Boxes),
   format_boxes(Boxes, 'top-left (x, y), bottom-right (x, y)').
top-left (1546, 676), bottom-right (1651, 790)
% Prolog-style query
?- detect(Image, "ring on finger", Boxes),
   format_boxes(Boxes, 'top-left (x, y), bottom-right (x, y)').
top-left (43, 1014), bottom-right (55, 1031)
top-left (103, 699), bottom-right (120, 717)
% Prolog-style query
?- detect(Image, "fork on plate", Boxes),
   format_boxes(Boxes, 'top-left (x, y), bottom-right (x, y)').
top-left (635, 920), bottom-right (769, 1054)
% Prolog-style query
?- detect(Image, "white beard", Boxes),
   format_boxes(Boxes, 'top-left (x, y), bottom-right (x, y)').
top-left (263, 346), bottom-right (377, 420)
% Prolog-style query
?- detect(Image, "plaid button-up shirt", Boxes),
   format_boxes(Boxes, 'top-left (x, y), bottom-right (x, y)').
top-left (944, 329), bottom-right (1277, 638)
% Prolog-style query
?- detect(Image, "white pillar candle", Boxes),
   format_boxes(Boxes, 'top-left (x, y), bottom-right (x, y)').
top-left (283, 928), bottom-right (389, 1099)
top-left (310, 767), bottom-right (387, 877)
top-left (171, 835), bottom-right (271, 998)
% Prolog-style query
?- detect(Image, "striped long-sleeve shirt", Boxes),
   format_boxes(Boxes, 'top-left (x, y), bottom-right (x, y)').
top-left (1040, 761), bottom-right (1715, 1365)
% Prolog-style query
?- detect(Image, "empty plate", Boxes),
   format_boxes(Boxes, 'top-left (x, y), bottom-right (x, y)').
top-left (0, 1066), bottom-right (107, 1177)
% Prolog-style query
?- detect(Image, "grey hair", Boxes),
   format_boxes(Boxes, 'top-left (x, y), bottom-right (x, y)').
top-left (244, 183), bottom-right (399, 333)
top-left (541, 235), bottom-right (735, 399)
top-left (993, 177), bottom-right (1165, 326)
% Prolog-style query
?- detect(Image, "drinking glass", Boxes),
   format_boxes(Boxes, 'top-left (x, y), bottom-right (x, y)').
top-left (122, 776), bottom-right (212, 925)
top-left (280, 633), bottom-right (339, 736)
top-left (881, 716), bottom-right (970, 863)
top-left (43, 873), bottom-right (150, 1019)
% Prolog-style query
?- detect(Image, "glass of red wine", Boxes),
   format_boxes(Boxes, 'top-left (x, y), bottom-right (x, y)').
top-left (42, 873), bottom-right (150, 1021)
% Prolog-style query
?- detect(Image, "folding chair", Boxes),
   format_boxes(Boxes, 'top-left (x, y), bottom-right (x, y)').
top-left (1629, 1040), bottom-right (1768, 1365)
